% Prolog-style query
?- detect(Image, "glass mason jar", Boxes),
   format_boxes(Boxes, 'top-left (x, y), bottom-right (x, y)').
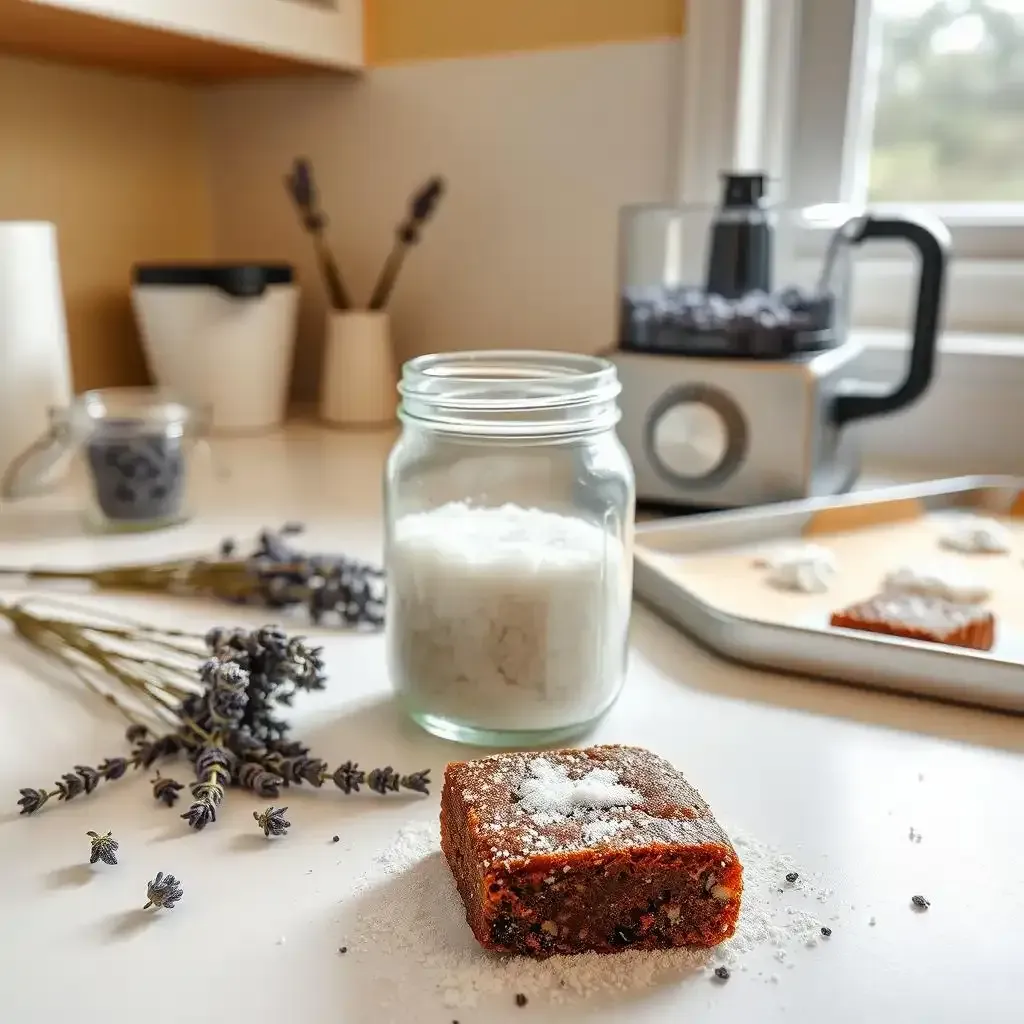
top-left (384, 351), bottom-right (636, 746)
top-left (0, 388), bottom-right (208, 533)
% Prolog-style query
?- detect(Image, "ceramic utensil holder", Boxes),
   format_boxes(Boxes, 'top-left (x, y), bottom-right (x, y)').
top-left (320, 310), bottom-right (397, 427)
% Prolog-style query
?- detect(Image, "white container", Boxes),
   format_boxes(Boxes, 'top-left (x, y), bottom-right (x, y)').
top-left (132, 264), bottom-right (298, 433)
top-left (320, 310), bottom-right (397, 427)
top-left (0, 222), bottom-right (73, 486)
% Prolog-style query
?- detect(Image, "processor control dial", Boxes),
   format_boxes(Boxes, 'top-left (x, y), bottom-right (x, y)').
top-left (645, 386), bottom-right (748, 488)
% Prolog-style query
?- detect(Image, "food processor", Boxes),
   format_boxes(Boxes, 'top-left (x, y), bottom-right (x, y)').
top-left (611, 172), bottom-right (950, 510)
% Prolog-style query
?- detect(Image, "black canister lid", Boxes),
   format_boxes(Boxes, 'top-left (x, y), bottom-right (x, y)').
top-left (133, 263), bottom-right (294, 298)
top-left (719, 172), bottom-right (769, 209)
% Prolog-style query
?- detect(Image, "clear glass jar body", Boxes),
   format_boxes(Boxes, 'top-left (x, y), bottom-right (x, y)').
top-left (1, 388), bottom-right (207, 533)
top-left (385, 352), bottom-right (635, 746)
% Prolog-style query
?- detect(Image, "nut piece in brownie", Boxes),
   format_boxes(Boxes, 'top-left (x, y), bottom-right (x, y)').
top-left (830, 592), bottom-right (995, 651)
top-left (440, 745), bottom-right (742, 958)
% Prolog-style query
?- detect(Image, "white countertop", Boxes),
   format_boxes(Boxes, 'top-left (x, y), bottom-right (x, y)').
top-left (0, 426), bottom-right (1021, 1024)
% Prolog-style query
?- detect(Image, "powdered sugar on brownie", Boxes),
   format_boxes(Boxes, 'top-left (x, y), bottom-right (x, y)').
top-left (516, 758), bottom-right (641, 818)
top-left (454, 746), bottom-right (728, 861)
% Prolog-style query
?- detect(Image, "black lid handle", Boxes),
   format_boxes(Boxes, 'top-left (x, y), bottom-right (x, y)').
top-left (831, 212), bottom-right (951, 427)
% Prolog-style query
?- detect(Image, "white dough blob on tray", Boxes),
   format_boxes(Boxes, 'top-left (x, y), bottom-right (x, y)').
top-left (754, 543), bottom-right (837, 593)
top-left (881, 564), bottom-right (992, 604)
top-left (939, 516), bottom-right (1013, 555)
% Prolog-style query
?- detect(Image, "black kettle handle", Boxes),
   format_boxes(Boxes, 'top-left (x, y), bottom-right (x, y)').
top-left (831, 212), bottom-right (951, 427)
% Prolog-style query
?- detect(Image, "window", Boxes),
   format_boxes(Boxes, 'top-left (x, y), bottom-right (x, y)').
top-left (680, 0), bottom-right (1024, 332)
top-left (867, 1), bottom-right (1024, 204)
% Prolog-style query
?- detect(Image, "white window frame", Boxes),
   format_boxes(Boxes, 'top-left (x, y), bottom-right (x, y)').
top-left (676, 0), bottom-right (1024, 334)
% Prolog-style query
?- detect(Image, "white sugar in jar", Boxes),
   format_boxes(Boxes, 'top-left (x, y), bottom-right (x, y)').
top-left (385, 352), bottom-right (635, 745)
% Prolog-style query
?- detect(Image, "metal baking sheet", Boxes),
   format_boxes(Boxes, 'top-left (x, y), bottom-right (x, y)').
top-left (633, 476), bottom-right (1024, 714)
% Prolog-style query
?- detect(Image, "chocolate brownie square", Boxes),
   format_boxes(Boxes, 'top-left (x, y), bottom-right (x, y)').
top-left (440, 745), bottom-right (742, 958)
top-left (830, 593), bottom-right (995, 651)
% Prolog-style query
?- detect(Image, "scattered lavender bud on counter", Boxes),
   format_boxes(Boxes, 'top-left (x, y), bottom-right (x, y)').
top-left (87, 830), bottom-right (119, 865)
top-left (143, 871), bottom-right (183, 910)
top-left (151, 773), bottom-right (184, 807)
top-left (714, 966), bottom-right (731, 982)
top-left (254, 805), bottom-right (291, 838)
top-left (911, 895), bottom-right (930, 911)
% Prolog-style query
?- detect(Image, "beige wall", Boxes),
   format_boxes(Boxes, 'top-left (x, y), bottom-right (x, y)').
top-left (0, 55), bottom-right (211, 392)
top-left (204, 39), bottom-right (679, 402)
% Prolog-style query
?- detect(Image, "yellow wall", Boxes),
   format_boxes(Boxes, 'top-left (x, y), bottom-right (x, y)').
top-left (0, 55), bottom-right (211, 391)
top-left (0, 1), bottom-right (681, 392)
top-left (365, 0), bottom-right (684, 65)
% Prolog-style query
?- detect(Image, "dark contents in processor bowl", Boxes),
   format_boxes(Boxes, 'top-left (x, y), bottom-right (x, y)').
top-left (85, 419), bottom-right (185, 522)
top-left (619, 284), bottom-right (837, 358)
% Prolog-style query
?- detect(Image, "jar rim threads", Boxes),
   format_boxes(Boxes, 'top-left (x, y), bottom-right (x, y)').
top-left (398, 350), bottom-right (622, 437)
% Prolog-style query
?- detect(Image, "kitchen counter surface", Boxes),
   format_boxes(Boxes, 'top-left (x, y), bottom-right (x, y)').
top-left (0, 425), bottom-right (1021, 1024)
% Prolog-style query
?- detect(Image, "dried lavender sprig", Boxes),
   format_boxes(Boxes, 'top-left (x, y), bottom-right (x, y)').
top-left (0, 527), bottom-right (387, 629)
top-left (180, 746), bottom-right (232, 831)
top-left (17, 726), bottom-right (185, 815)
top-left (368, 175), bottom-right (446, 310)
top-left (284, 157), bottom-right (351, 311)
top-left (258, 754), bottom-right (429, 797)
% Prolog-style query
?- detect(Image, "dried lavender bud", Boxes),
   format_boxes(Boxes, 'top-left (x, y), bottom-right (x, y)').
top-left (276, 756), bottom-right (327, 787)
top-left (367, 767), bottom-right (400, 795)
top-left (239, 762), bottom-right (282, 798)
top-left (125, 724), bottom-right (150, 744)
top-left (194, 746), bottom-right (233, 781)
top-left (74, 765), bottom-right (101, 795)
top-left (17, 787), bottom-right (51, 815)
top-left (399, 770), bottom-right (431, 795)
top-left (911, 895), bottom-right (930, 910)
top-left (190, 779), bottom-right (225, 805)
top-left (57, 772), bottom-right (85, 802)
top-left (152, 774), bottom-right (184, 807)
top-left (143, 871), bottom-right (183, 910)
top-left (98, 757), bottom-right (129, 781)
top-left (254, 805), bottom-right (291, 838)
top-left (180, 801), bottom-right (217, 830)
top-left (332, 761), bottom-right (365, 795)
top-left (137, 734), bottom-right (181, 769)
top-left (87, 830), bottom-right (119, 866)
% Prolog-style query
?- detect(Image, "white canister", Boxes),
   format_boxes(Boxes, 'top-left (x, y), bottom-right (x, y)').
top-left (0, 222), bottom-right (73, 484)
top-left (320, 310), bottom-right (397, 427)
top-left (132, 264), bottom-right (298, 433)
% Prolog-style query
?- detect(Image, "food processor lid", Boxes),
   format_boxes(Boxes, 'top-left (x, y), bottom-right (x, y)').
top-left (133, 263), bottom-right (294, 298)
top-left (719, 172), bottom-right (769, 209)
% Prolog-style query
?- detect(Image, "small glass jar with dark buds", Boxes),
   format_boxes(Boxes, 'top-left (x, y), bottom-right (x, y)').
top-left (1, 388), bottom-right (210, 533)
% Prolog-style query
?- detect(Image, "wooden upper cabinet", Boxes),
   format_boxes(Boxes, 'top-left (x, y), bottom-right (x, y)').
top-left (0, 0), bottom-right (364, 79)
